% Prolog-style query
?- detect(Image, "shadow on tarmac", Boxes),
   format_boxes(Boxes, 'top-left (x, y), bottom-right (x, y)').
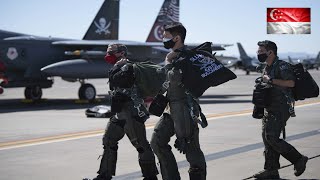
top-left (0, 97), bottom-right (109, 114)
top-left (199, 99), bottom-right (252, 104)
top-left (199, 94), bottom-right (252, 104)
top-left (111, 129), bottom-right (320, 180)
top-left (0, 94), bottom-right (252, 113)
top-left (200, 94), bottom-right (252, 98)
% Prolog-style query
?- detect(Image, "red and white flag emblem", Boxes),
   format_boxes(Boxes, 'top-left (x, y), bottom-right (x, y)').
top-left (267, 8), bottom-right (311, 34)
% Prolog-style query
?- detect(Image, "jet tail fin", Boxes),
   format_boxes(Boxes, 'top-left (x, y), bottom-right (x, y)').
top-left (288, 56), bottom-right (294, 64)
top-left (237, 42), bottom-right (253, 67)
top-left (237, 43), bottom-right (250, 59)
top-left (146, 0), bottom-right (179, 42)
top-left (83, 0), bottom-right (119, 40)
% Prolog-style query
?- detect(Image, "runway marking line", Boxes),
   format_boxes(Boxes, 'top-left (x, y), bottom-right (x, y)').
top-left (1, 99), bottom-right (320, 150)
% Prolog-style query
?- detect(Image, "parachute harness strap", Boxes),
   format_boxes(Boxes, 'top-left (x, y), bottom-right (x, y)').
top-left (113, 86), bottom-right (146, 118)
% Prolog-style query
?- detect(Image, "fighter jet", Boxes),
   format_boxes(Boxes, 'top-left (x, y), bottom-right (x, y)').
top-left (288, 52), bottom-right (320, 70)
top-left (300, 52), bottom-right (320, 70)
top-left (215, 54), bottom-right (240, 69)
top-left (287, 56), bottom-right (304, 65)
top-left (0, 0), bottom-right (230, 101)
top-left (288, 56), bottom-right (297, 64)
top-left (236, 42), bottom-right (262, 75)
top-left (0, 0), bottom-right (120, 100)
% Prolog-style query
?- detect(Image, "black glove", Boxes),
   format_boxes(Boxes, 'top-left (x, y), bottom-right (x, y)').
top-left (112, 64), bottom-right (135, 88)
top-left (111, 92), bottom-right (131, 112)
top-left (105, 110), bottom-right (116, 118)
top-left (174, 138), bottom-right (190, 154)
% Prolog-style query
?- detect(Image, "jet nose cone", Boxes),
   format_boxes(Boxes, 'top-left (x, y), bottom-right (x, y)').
top-left (41, 60), bottom-right (79, 76)
top-left (41, 59), bottom-right (111, 79)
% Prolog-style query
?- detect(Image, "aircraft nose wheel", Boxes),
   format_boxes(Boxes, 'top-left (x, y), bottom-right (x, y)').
top-left (79, 83), bottom-right (96, 101)
top-left (24, 86), bottom-right (43, 101)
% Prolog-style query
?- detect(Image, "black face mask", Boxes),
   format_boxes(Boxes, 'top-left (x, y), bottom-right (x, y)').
top-left (163, 38), bottom-right (176, 49)
top-left (257, 53), bottom-right (268, 62)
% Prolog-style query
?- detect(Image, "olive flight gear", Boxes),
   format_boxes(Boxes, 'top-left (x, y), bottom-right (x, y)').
top-left (151, 46), bottom-right (207, 180)
top-left (92, 60), bottom-right (159, 180)
top-left (254, 57), bottom-right (308, 178)
top-left (96, 103), bottom-right (158, 179)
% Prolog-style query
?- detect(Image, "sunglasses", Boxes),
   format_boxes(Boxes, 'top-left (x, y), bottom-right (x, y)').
top-left (107, 50), bottom-right (119, 55)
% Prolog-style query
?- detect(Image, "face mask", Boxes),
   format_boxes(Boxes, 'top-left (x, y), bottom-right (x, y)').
top-left (257, 53), bottom-right (268, 63)
top-left (105, 54), bottom-right (117, 64)
top-left (163, 37), bottom-right (176, 49)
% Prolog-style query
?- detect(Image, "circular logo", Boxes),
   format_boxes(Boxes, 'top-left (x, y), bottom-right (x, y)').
top-left (153, 25), bottom-right (164, 41)
top-left (7, 47), bottom-right (18, 60)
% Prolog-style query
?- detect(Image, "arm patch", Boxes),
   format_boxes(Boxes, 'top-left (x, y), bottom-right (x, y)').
top-left (279, 63), bottom-right (289, 71)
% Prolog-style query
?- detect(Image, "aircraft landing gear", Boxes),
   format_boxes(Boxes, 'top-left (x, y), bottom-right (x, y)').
top-left (24, 86), bottom-right (42, 101)
top-left (246, 70), bottom-right (250, 75)
top-left (78, 83), bottom-right (96, 101)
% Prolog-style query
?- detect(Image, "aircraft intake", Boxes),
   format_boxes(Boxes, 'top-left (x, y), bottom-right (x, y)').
top-left (0, 61), bottom-right (6, 73)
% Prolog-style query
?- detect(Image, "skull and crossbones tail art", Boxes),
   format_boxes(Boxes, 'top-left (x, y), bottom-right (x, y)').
top-left (94, 17), bottom-right (111, 35)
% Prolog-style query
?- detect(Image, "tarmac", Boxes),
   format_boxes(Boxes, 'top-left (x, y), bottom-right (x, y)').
top-left (0, 69), bottom-right (319, 180)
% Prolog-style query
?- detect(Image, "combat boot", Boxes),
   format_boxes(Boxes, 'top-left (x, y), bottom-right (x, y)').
top-left (83, 174), bottom-right (112, 180)
top-left (253, 169), bottom-right (280, 179)
top-left (294, 155), bottom-right (308, 176)
top-left (282, 148), bottom-right (308, 176)
top-left (142, 176), bottom-right (158, 180)
top-left (188, 167), bottom-right (206, 180)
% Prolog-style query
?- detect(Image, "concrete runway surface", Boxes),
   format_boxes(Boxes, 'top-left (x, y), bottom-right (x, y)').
top-left (0, 69), bottom-right (319, 180)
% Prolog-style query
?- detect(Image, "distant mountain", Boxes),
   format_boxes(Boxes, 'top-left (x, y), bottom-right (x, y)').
top-left (278, 52), bottom-right (317, 59)
top-left (244, 52), bottom-right (317, 60)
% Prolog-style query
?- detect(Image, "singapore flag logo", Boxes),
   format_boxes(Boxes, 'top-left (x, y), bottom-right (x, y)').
top-left (267, 8), bottom-right (311, 34)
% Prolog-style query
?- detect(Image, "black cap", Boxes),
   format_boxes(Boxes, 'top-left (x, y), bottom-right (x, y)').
top-left (257, 40), bottom-right (277, 52)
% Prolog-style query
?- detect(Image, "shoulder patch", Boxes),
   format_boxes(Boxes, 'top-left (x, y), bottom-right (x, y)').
top-left (279, 62), bottom-right (290, 70)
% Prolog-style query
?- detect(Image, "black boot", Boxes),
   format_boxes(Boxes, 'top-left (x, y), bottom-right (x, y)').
top-left (282, 148), bottom-right (308, 176)
top-left (93, 175), bottom-right (112, 180)
top-left (188, 167), bottom-right (206, 180)
top-left (83, 174), bottom-right (112, 180)
top-left (139, 159), bottom-right (159, 180)
top-left (96, 148), bottom-right (117, 179)
top-left (253, 169), bottom-right (280, 179)
top-left (142, 176), bottom-right (158, 180)
top-left (294, 155), bottom-right (308, 176)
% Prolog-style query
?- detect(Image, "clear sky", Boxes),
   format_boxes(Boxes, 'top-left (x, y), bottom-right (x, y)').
top-left (0, 0), bottom-right (319, 58)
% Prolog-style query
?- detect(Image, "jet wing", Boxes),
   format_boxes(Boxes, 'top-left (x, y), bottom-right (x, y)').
top-left (221, 60), bottom-right (239, 68)
top-left (0, 29), bottom-right (28, 40)
top-left (52, 40), bottom-right (162, 47)
top-left (52, 40), bottom-right (231, 51)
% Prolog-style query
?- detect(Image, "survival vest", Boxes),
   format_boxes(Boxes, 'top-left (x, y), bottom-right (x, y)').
top-left (173, 42), bottom-right (237, 98)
